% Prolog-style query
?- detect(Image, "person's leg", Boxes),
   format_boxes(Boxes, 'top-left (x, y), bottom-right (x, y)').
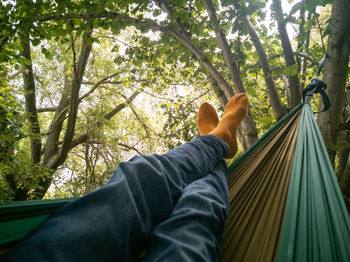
top-left (142, 160), bottom-right (229, 262)
top-left (2, 135), bottom-right (229, 262)
top-left (3, 94), bottom-right (247, 262)
top-left (140, 94), bottom-right (248, 262)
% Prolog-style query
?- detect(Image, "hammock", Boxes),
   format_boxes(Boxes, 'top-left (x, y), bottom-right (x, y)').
top-left (220, 103), bottom-right (350, 262)
top-left (1, 103), bottom-right (349, 261)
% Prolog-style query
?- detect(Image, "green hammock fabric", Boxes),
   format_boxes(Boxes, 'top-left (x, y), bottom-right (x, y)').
top-left (0, 198), bottom-right (75, 250)
top-left (0, 103), bottom-right (349, 261)
top-left (220, 103), bottom-right (303, 261)
top-left (277, 104), bottom-right (350, 262)
top-left (220, 103), bottom-right (350, 262)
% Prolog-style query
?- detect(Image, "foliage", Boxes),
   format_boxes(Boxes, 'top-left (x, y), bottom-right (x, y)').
top-left (0, 0), bottom-right (347, 201)
top-left (0, 68), bottom-right (23, 201)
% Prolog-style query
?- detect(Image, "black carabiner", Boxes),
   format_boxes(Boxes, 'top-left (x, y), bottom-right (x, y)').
top-left (302, 78), bottom-right (330, 113)
top-left (302, 52), bottom-right (329, 113)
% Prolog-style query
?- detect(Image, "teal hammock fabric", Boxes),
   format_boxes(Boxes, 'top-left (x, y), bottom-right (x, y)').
top-left (0, 198), bottom-right (76, 250)
top-left (277, 104), bottom-right (350, 262)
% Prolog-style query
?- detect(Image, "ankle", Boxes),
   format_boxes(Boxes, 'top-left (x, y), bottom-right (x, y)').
top-left (209, 123), bottom-right (231, 146)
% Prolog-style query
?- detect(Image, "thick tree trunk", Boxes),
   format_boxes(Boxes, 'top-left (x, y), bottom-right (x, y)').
top-left (337, 86), bottom-right (350, 211)
top-left (318, 0), bottom-right (350, 163)
top-left (272, 0), bottom-right (301, 108)
top-left (209, 77), bottom-right (228, 107)
top-left (337, 85), bottom-right (350, 179)
top-left (317, 0), bottom-right (350, 208)
top-left (5, 34), bottom-right (44, 200)
top-left (21, 34), bottom-right (42, 164)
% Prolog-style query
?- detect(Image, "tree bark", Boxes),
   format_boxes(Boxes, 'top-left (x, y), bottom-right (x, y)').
top-left (203, 0), bottom-right (245, 94)
top-left (7, 34), bottom-right (43, 200)
top-left (318, 0), bottom-right (350, 164)
top-left (31, 34), bottom-right (93, 199)
top-left (47, 34), bottom-right (92, 171)
top-left (42, 73), bottom-right (70, 165)
top-left (337, 86), bottom-right (350, 212)
top-left (208, 76), bottom-right (228, 107)
top-left (203, 0), bottom-right (258, 146)
top-left (243, 15), bottom-right (288, 121)
top-left (21, 34), bottom-right (42, 164)
top-left (272, 0), bottom-right (301, 108)
top-left (301, 11), bottom-right (312, 89)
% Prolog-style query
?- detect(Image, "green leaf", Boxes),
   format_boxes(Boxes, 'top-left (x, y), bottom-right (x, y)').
top-left (178, 10), bottom-right (188, 23)
top-left (283, 64), bottom-right (298, 76)
top-left (110, 21), bottom-right (120, 34)
top-left (31, 38), bottom-right (40, 46)
top-left (41, 47), bottom-right (51, 59)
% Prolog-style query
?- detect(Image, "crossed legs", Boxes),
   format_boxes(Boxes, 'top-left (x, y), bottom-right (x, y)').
top-left (2, 94), bottom-right (248, 262)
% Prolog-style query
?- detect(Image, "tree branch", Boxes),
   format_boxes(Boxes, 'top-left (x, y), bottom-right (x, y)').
top-left (129, 104), bottom-right (151, 139)
top-left (69, 90), bottom-right (140, 151)
top-left (153, 0), bottom-right (190, 37)
top-left (80, 77), bottom-right (149, 102)
top-left (118, 143), bottom-right (143, 155)
top-left (203, 0), bottom-right (243, 95)
top-left (39, 12), bottom-right (234, 100)
top-left (293, 51), bottom-right (318, 67)
top-left (316, 15), bottom-right (326, 52)
top-left (104, 90), bottom-right (140, 120)
top-left (42, 72), bottom-right (70, 164)
top-left (79, 72), bottom-right (120, 102)
top-left (243, 15), bottom-right (287, 120)
top-left (48, 31), bottom-right (93, 170)
top-left (186, 89), bottom-right (211, 106)
top-left (71, 32), bottom-right (77, 78)
top-left (38, 107), bottom-right (58, 113)
top-left (272, 0), bottom-right (301, 108)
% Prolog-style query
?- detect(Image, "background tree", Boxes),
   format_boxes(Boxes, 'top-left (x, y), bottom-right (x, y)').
top-left (317, 0), bottom-right (350, 208)
top-left (0, 0), bottom-right (349, 206)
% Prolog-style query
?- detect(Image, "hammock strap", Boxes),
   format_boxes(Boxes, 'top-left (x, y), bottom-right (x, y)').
top-left (302, 52), bottom-right (329, 113)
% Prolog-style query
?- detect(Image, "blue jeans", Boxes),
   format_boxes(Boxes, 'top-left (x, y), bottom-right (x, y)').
top-left (3, 135), bottom-right (230, 262)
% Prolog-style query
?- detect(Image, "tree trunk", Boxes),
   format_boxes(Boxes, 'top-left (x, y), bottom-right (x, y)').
top-left (5, 34), bottom-right (44, 200)
top-left (317, 0), bottom-right (350, 209)
top-left (272, 0), bottom-right (301, 108)
top-left (42, 72), bottom-right (70, 165)
top-left (337, 85), bottom-right (350, 180)
top-left (47, 35), bottom-right (92, 171)
top-left (243, 15), bottom-right (288, 121)
top-left (21, 34), bottom-right (42, 164)
top-left (32, 34), bottom-right (93, 199)
top-left (203, 0), bottom-right (258, 147)
top-left (301, 11), bottom-right (312, 89)
top-left (337, 86), bottom-right (350, 212)
top-left (209, 76), bottom-right (228, 107)
top-left (318, 0), bottom-right (350, 164)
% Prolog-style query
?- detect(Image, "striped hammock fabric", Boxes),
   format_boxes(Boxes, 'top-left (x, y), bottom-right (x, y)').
top-left (220, 103), bottom-right (350, 262)
top-left (1, 103), bottom-right (349, 261)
